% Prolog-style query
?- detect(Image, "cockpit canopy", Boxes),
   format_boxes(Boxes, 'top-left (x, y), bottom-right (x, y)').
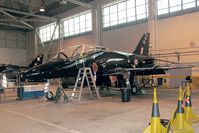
top-left (51, 45), bottom-right (107, 61)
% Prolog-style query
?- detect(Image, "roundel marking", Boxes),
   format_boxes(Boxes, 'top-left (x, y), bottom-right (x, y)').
top-left (134, 59), bottom-right (138, 65)
top-left (92, 62), bottom-right (98, 73)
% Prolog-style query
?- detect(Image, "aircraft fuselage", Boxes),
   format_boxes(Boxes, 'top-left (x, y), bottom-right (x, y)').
top-left (22, 50), bottom-right (154, 81)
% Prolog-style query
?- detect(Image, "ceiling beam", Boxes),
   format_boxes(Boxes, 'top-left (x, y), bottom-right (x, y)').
top-left (63, 0), bottom-right (94, 8)
top-left (0, 7), bottom-right (57, 21)
top-left (0, 23), bottom-right (31, 29)
top-left (21, 19), bottom-right (56, 22)
top-left (0, 10), bottom-right (33, 29)
top-left (0, 19), bottom-right (56, 22)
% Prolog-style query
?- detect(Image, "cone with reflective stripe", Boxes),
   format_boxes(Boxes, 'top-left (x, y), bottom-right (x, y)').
top-left (184, 84), bottom-right (199, 125)
top-left (142, 88), bottom-right (167, 133)
top-left (169, 87), bottom-right (194, 133)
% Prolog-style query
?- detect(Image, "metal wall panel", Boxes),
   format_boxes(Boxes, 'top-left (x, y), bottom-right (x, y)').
top-left (6, 32), bottom-right (17, 40)
top-left (17, 41), bottom-right (26, 49)
top-left (17, 32), bottom-right (26, 41)
top-left (0, 31), bottom-right (5, 39)
top-left (6, 40), bottom-right (17, 48)
top-left (0, 30), bottom-right (27, 49)
top-left (0, 40), bottom-right (6, 47)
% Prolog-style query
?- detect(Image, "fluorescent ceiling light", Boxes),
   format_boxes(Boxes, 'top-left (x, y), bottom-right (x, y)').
top-left (40, 6), bottom-right (45, 12)
top-left (60, 0), bottom-right (67, 5)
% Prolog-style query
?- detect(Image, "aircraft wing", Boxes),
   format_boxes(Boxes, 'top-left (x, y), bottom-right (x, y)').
top-left (125, 65), bottom-right (192, 71)
top-left (103, 65), bottom-right (192, 76)
top-left (125, 65), bottom-right (192, 75)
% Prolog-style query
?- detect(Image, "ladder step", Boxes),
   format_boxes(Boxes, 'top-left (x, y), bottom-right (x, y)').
top-left (71, 96), bottom-right (79, 99)
top-left (71, 67), bottom-right (100, 101)
top-left (72, 93), bottom-right (78, 97)
top-left (73, 87), bottom-right (80, 89)
top-left (72, 91), bottom-right (80, 93)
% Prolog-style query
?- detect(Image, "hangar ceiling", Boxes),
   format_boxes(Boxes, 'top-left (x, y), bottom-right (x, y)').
top-left (0, 0), bottom-right (95, 30)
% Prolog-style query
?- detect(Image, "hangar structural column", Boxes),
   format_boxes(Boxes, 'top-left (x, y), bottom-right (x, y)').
top-left (148, 0), bottom-right (158, 55)
top-left (95, 0), bottom-right (102, 46)
top-left (58, 18), bottom-right (64, 53)
top-left (34, 27), bottom-right (39, 57)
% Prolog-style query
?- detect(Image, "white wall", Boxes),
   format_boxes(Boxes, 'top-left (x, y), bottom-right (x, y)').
top-left (166, 67), bottom-right (192, 88)
top-left (0, 30), bottom-right (27, 66)
top-left (0, 48), bottom-right (26, 66)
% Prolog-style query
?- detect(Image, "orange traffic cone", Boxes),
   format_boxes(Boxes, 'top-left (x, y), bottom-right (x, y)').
top-left (184, 84), bottom-right (199, 125)
top-left (142, 88), bottom-right (167, 133)
top-left (169, 87), bottom-right (194, 133)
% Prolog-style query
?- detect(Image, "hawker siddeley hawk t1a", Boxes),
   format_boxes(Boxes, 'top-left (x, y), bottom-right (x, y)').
top-left (0, 54), bottom-right (44, 79)
top-left (21, 33), bottom-right (188, 94)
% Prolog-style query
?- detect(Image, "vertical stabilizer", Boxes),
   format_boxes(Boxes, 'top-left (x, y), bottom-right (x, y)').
top-left (133, 33), bottom-right (150, 56)
top-left (28, 54), bottom-right (44, 68)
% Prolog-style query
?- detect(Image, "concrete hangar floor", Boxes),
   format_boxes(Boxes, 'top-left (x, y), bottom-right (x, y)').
top-left (0, 85), bottom-right (199, 133)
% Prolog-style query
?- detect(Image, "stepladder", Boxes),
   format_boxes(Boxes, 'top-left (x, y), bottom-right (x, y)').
top-left (71, 67), bottom-right (100, 101)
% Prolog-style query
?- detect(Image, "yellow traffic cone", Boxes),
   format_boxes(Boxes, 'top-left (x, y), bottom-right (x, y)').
top-left (169, 87), bottom-right (194, 133)
top-left (184, 84), bottom-right (199, 125)
top-left (143, 88), bottom-right (167, 133)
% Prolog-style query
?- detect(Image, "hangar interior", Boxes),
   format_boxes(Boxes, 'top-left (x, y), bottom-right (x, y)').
top-left (0, 0), bottom-right (199, 133)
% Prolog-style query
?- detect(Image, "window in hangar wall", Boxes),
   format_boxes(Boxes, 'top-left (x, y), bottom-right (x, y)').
top-left (102, 0), bottom-right (148, 28)
top-left (39, 22), bottom-right (59, 43)
top-left (103, 0), bottom-right (198, 29)
top-left (158, 0), bottom-right (197, 15)
top-left (63, 10), bottom-right (92, 38)
top-left (39, 10), bottom-right (92, 42)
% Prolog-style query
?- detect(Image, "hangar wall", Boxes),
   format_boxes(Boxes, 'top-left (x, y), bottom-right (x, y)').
top-left (57, 7), bottom-right (199, 68)
top-left (157, 13), bottom-right (199, 51)
top-left (27, 31), bottom-right (37, 64)
top-left (28, 0), bottom-right (199, 75)
top-left (156, 12), bottom-right (199, 75)
top-left (59, 5), bottom-right (199, 75)
top-left (51, 5), bottom-right (97, 55)
top-left (56, 0), bottom-right (148, 53)
top-left (0, 30), bottom-right (27, 66)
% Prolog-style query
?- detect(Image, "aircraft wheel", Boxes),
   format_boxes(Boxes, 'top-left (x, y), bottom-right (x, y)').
top-left (46, 91), bottom-right (54, 101)
top-left (131, 85), bottom-right (138, 95)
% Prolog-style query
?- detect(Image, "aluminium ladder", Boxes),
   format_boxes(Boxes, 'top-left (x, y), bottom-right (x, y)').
top-left (71, 67), bottom-right (100, 101)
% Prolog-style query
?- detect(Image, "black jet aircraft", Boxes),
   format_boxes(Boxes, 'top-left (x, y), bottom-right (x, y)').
top-left (22, 33), bottom-right (188, 94)
top-left (0, 54), bottom-right (44, 79)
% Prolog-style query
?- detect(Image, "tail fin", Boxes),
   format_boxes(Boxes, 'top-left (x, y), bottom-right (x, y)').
top-left (27, 54), bottom-right (44, 68)
top-left (133, 32), bottom-right (150, 56)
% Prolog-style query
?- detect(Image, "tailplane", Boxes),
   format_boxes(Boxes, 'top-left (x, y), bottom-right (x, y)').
top-left (28, 54), bottom-right (44, 68)
top-left (133, 32), bottom-right (150, 56)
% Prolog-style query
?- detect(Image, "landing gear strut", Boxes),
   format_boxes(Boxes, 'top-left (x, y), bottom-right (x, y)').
top-left (129, 73), bottom-right (142, 95)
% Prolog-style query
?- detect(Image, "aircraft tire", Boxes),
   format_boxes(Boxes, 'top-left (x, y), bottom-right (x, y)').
top-left (46, 91), bottom-right (54, 101)
top-left (131, 85), bottom-right (138, 95)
